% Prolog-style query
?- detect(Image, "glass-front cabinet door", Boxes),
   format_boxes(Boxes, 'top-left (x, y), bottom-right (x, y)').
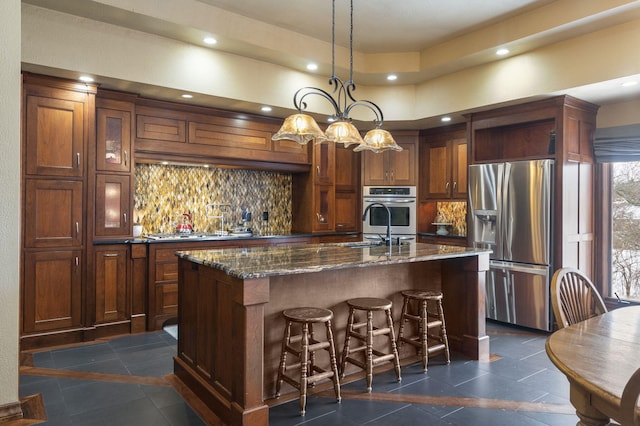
top-left (96, 108), bottom-right (131, 173)
top-left (95, 174), bottom-right (131, 237)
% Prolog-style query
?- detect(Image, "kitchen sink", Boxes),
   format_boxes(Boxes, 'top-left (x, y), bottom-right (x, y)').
top-left (342, 242), bottom-right (384, 249)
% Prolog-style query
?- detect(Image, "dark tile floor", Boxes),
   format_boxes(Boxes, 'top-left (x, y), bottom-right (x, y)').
top-left (19, 321), bottom-right (580, 425)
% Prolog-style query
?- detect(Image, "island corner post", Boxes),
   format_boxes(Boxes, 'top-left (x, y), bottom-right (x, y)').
top-left (174, 245), bottom-right (490, 426)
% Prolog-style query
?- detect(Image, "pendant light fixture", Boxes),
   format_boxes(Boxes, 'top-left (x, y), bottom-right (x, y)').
top-left (272, 0), bottom-right (401, 153)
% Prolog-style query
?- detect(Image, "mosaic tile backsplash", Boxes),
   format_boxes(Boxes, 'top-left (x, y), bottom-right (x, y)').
top-left (436, 201), bottom-right (467, 236)
top-left (134, 164), bottom-right (292, 236)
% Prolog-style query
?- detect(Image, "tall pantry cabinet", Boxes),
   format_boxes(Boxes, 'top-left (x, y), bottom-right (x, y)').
top-left (21, 74), bottom-right (96, 349)
top-left (90, 90), bottom-right (143, 336)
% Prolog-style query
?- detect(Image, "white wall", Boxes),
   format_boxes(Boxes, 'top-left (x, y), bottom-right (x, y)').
top-left (0, 0), bottom-right (21, 411)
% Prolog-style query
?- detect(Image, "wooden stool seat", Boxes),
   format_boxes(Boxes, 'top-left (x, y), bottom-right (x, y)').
top-left (401, 290), bottom-right (443, 301)
top-left (283, 307), bottom-right (334, 323)
top-left (397, 290), bottom-right (450, 372)
top-left (276, 307), bottom-right (340, 416)
top-left (340, 297), bottom-right (401, 392)
top-left (344, 297), bottom-right (393, 311)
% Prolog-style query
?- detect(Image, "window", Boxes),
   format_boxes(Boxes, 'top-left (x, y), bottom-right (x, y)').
top-left (594, 124), bottom-right (640, 304)
top-left (610, 161), bottom-right (640, 301)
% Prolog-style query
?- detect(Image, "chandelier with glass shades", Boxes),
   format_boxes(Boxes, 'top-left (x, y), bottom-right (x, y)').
top-left (271, 0), bottom-right (401, 153)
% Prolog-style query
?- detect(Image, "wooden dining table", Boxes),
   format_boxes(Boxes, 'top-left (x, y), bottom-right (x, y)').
top-left (546, 305), bottom-right (640, 426)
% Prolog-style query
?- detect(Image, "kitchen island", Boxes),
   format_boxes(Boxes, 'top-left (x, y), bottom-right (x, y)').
top-left (174, 242), bottom-right (491, 425)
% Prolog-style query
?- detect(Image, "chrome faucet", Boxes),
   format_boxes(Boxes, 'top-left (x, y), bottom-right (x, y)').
top-left (362, 202), bottom-right (392, 247)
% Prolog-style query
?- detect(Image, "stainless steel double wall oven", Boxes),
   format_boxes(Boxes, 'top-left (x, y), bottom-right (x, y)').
top-left (362, 186), bottom-right (417, 242)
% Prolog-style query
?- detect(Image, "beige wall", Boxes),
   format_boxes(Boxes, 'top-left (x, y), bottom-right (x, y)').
top-left (20, 4), bottom-right (640, 128)
top-left (0, 0), bottom-right (21, 410)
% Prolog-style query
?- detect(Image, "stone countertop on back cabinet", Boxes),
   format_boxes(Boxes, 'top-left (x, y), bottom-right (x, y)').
top-left (176, 241), bottom-right (490, 280)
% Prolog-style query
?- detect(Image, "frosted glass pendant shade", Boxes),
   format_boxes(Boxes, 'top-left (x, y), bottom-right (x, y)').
top-left (323, 121), bottom-right (364, 147)
top-left (354, 128), bottom-right (402, 153)
top-left (272, 113), bottom-right (327, 144)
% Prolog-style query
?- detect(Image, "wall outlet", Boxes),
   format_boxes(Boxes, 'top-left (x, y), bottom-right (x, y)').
top-left (262, 211), bottom-right (269, 221)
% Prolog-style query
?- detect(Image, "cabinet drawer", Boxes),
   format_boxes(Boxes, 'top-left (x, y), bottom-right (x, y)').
top-left (156, 283), bottom-right (178, 313)
top-left (156, 262), bottom-right (178, 282)
top-left (155, 248), bottom-right (181, 262)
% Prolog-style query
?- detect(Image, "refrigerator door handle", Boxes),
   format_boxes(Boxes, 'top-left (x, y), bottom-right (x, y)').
top-left (501, 163), bottom-right (511, 260)
top-left (491, 261), bottom-right (548, 275)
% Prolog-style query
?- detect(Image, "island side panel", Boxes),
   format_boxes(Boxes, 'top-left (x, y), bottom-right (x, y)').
top-left (175, 258), bottom-right (270, 426)
top-left (441, 252), bottom-right (490, 361)
top-left (263, 259), bottom-right (454, 399)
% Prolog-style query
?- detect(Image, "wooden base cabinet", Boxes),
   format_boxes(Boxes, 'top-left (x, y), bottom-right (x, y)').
top-left (22, 250), bottom-right (83, 334)
top-left (94, 245), bottom-right (128, 325)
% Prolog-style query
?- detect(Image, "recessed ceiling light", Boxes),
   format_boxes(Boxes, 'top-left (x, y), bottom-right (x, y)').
top-left (203, 37), bottom-right (217, 45)
top-left (622, 81), bottom-right (638, 87)
top-left (261, 106), bottom-right (272, 112)
top-left (386, 74), bottom-right (398, 81)
top-left (306, 63), bottom-right (318, 71)
top-left (78, 75), bottom-right (94, 83)
top-left (181, 94), bottom-right (193, 99)
top-left (441, 116), bottom-right (452, 122)
top-left (496, 48), bottom-right (510, 56)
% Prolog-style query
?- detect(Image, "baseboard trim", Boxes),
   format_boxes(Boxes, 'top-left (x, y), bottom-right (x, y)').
top-left (0, 401), bottom-right (22, 424)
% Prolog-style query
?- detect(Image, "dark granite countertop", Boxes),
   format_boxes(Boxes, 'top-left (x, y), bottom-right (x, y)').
top-left (176, 241), bottom-right (490, 279)
top-left (417, 232), bottom-right (467, 240)
top-left (93, 232), bottom-right (359, 245)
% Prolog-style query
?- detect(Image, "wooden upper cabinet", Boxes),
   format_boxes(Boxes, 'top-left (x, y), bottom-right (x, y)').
top-left (24, 179), bottom-right (83, 248)
top-left (391, 142), bottom-right (417, 185)
top-left (334, 145), bottom-right (360, 231)
top-left (335, 144), bottom-right (360, 189)
top-left (452, 138), bottom-right (468, 199)
top-left (25, 95), bottom-right (85, 177)
top-left (96, 107), bottom-right (132, 172)
top-left (361, 149), bottom-right (387, 185)
top-left (313, 184), bottom-right (335, 232)
top-left (134, 102), bottom-right (309, 167)
top-left (95, 174), bottom-right (131, 237)
top-left (314, 142), bottom-right (335, 185)
top-left (137, 114), bottom-right (186, 142)
top-left (189, 120), bottom-right (271, 151)
top-left (420, 125), bottom-right (468, 200)
top-left (362, 139), bottom-right (417, 186)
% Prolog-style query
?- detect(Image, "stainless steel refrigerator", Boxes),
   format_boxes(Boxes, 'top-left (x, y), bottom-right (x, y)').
top-left (468, 159), bottom-right (554, 331)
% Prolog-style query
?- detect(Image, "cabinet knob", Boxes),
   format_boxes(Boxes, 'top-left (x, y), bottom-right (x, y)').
top-left (75, 256), bottom-right (79, 273)
top-left (123, 213), bottom-right (127, 225)
top-left (76, 152), bottom-right (80, 168)
top-left (124, 150), bottom-right (128, 166)
top-left (453, 181), bottom-right (457, 191)
top-left (75, 222), bottom-right (79, 239)
top-left (103, 253), bottom-right (120, 257)
top-left (445, 182), bottom-right (450, 191)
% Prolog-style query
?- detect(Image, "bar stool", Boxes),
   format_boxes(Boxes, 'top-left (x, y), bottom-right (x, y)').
top-left (275, 307), bottom-right (341, 416)
top-left (340, 297), bottom-right (401, 392)
top-left (397, 290), bottom-right (450, 372)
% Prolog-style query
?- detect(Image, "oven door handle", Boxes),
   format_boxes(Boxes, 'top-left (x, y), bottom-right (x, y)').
top-left (364, 199), bottom-right (416, 204)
